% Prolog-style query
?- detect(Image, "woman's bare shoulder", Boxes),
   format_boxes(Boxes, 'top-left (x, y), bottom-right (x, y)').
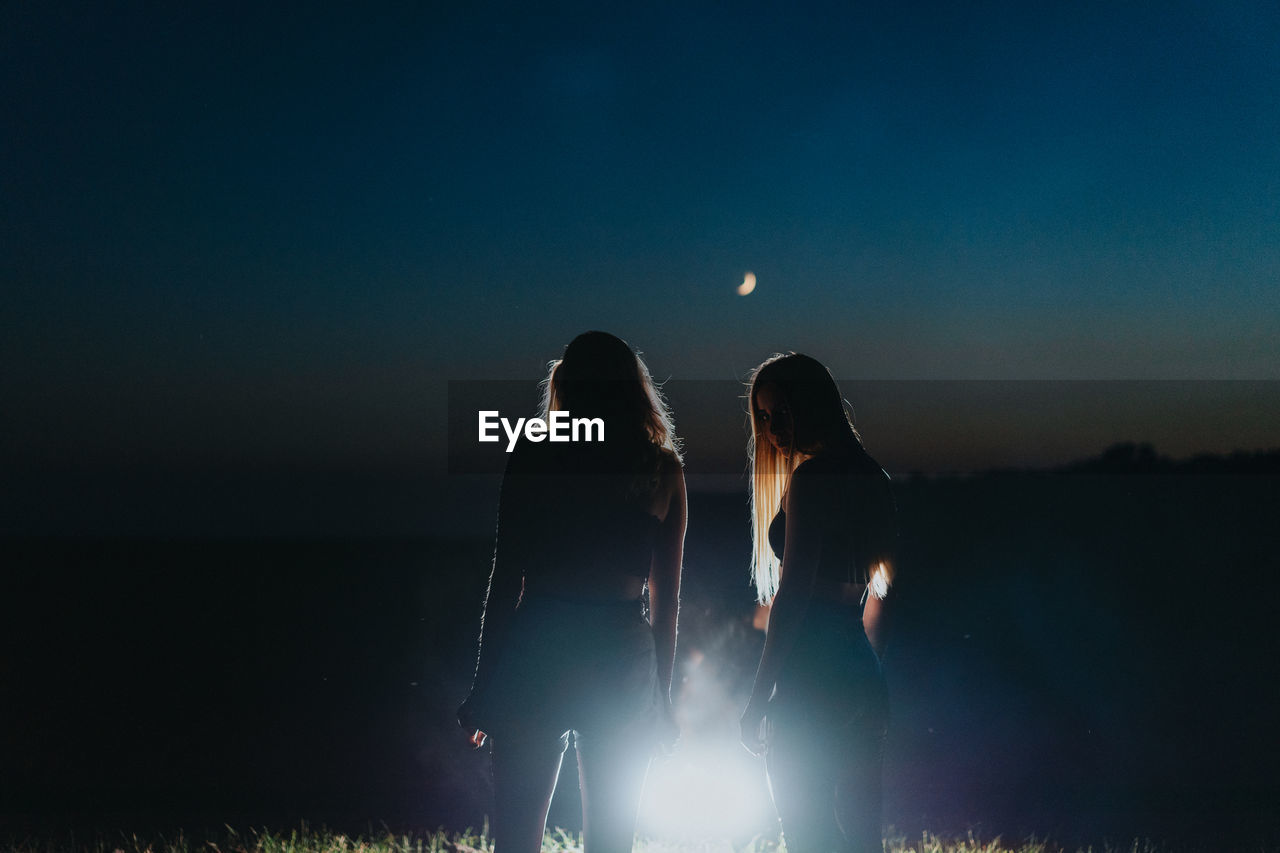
top-left (655, 446), bottom-right (685, 494)
top-left (651, 446), bottom-right (686, 522)
top-left (655, 445), bottom-right (684, 473)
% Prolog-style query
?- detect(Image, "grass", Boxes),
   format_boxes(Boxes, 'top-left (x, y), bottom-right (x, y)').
top-left (0, 826), bottom-right (1188, 853)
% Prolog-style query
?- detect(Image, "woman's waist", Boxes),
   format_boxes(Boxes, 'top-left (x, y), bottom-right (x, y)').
top-left (511, 592), bottom-right (652, 644)
top-left (808, 578), bottom-right (867, 606)
top-left (782, 622), bottom-right (882, 679)
top-left (523, 569), bottom-right (647, 603)
top-left (790, 595), bottom-right (877, 654)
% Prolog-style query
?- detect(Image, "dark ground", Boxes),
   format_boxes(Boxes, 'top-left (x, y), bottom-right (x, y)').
top-left (3, 461), bottom-right (1278, 850)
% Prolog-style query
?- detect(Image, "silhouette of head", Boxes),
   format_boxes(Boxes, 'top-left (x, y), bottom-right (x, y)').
top-left (749, 352), bottom-right (858, 457)
top-left (543, 331), bottom-right (678, 454)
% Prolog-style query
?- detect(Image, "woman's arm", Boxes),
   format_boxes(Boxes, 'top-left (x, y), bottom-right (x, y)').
top-left (862, 589), bottom-right (887, 659)
top-left (860, 470), bottom-right (896, 660)
top-left (649, 457), bottom-right (686, 711)
top-left (458, 449), bottom-right (532, 730)
top-left (740, 463), bottom-right (825, 753)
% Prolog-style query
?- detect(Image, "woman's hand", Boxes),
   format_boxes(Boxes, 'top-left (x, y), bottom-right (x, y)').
top-left (739, 697), bottom-right (767, 756)
top-left (457, 690), bottom-right (488, 749)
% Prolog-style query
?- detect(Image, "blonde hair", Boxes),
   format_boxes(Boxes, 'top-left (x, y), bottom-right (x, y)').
top-left (747, 404), bottom-right (801, 604)
top-left (746, 353), bottom-right (892, 604)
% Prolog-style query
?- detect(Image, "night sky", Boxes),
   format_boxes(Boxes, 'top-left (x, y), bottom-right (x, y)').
top-left (5, 2), bottom-right (1279, 536)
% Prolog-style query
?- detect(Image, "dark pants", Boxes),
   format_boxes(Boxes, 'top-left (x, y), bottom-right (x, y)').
top-left (491, 726), bottom-right (652, 853)
top-left (479, 597), bottom-right (660, 852)
top-left (767, 712), bottom-right (885, 853)
top-left (766, 600), bottom-right (887, 853)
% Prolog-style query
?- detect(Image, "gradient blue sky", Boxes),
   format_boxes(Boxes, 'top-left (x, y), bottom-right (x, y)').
top-left (4, 1), bottom-right (1278, 496)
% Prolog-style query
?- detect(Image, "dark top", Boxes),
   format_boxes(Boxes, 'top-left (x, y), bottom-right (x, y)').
top-left (496, 437), bottom-right (662, 588)
top-left (768, 449), bottom-right (896, 586)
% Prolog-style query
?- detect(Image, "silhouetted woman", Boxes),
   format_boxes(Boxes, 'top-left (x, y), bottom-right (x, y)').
top-left (739, 353), bottom-right (895, 853)
top-left (459, 331), bottom-right (685, 852)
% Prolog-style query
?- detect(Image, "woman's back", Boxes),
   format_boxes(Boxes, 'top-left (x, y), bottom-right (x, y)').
top-left (768, 447), bottom-right (896, 592)
top-left (498, 438), bottom-right (677, 600)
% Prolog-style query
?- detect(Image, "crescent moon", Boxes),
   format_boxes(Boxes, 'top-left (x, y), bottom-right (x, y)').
top-left (737, 272), bottom-right (757, 296)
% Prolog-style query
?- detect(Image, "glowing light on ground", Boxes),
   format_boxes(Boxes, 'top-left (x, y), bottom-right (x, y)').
top-left (638, 593), bottom-right (777, 841)
top-left (737, 272), bottom-right (757, 295)
top-left (637, 743), bottom-right (775, 841)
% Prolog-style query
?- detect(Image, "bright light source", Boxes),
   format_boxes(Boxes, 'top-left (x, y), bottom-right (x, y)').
top-left (737, 272), bottom-right (757, 295)
top-left (637, 743), bottom-right (774, 841)
top-left (639, 605), bottom-right (778, 842)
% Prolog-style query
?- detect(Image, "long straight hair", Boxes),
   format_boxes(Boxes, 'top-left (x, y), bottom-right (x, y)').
top-left (540, 331), bottom-right (681, 467)
top-left (747, 353), bottom-right (889, 604)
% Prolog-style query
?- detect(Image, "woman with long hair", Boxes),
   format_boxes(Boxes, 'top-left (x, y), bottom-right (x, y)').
top-left (739, 353), bottom-right (896, 853)
top-left (458, 331), bottom-right (685, 852)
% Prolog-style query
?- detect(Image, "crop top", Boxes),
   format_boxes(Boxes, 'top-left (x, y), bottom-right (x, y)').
top-left (767, 450), bottom-right (896, 586)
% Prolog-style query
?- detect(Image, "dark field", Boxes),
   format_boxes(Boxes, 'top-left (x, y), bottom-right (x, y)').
top-left (3, 468), bottom-right (1277, 850)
